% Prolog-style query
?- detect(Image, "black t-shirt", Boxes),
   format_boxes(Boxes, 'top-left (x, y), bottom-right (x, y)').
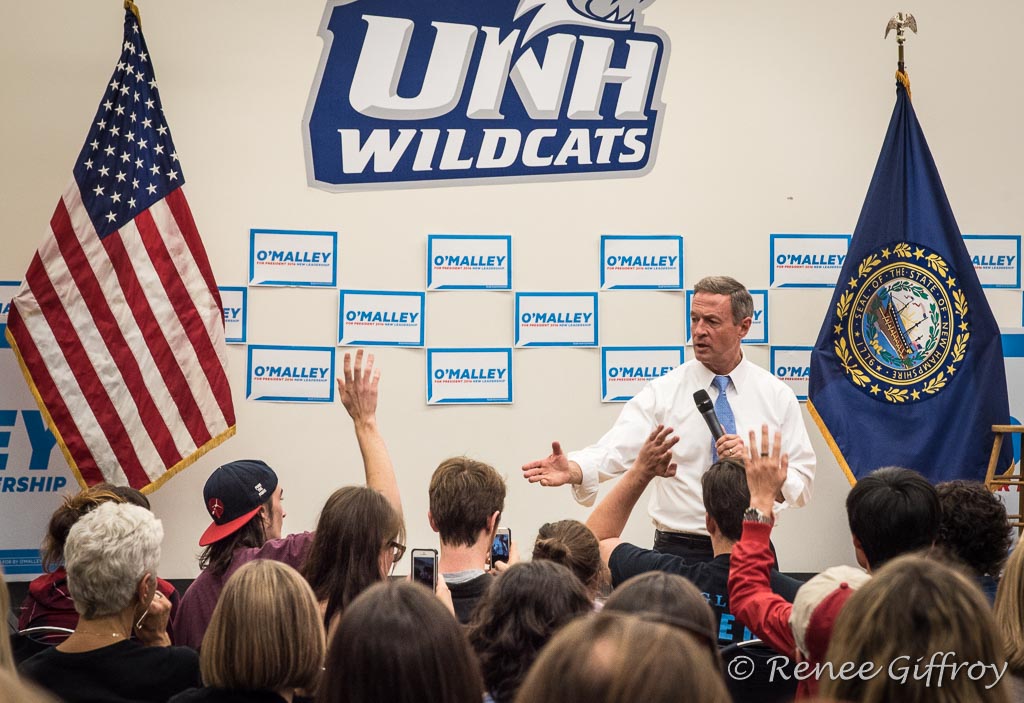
top-left (445, 572), bottom-right (493, 624)
top-left (609, 543), bottom-right (802, 646)
top-left (19, 639), bottom-right (200, 703)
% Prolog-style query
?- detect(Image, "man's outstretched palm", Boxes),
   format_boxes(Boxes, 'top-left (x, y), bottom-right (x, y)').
top-left (522, 441), bottom-right (579, 487)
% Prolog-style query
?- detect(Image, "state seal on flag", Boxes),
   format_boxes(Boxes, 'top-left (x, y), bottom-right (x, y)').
top-left (831, 243), bottom-right (969, 403)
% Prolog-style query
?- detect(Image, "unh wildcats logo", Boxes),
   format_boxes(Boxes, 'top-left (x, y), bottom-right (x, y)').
top-left (304, 0), bottom-right (667, 190)
top-left (515, 0), bottom-right (656, 41)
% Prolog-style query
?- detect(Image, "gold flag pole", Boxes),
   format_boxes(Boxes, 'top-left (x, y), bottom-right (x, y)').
top-left (124, 0), bottom-right (142, 28)
top-left (885, 12), bottom-right (917, 98)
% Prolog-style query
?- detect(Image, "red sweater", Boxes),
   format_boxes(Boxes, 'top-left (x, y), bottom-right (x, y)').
top-left (728, 521), bottom-right (796, 657)
top-left (728, 521), bottom-right (820, 699)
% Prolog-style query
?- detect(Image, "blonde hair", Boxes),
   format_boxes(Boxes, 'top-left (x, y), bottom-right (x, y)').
top-left (995, 545), bottom-right (1024, 675)
top-left (0, 569), bottom-right (12, 674)
top-left (821, 554), bottom-right (1009, 703)
top-left (0, 669), bottom-right (58, 703)
top-left (513, 612), bottom-right (730, 703)
top-left (201, 560), bottom-right (325, 692)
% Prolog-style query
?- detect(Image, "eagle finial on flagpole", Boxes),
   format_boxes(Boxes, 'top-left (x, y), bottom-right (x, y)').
top-left (124, 0), bottom-right (142, 28)
top-left (885, 12), bottom-right (917, 96)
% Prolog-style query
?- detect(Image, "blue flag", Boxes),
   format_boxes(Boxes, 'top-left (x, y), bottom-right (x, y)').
top-left (808, 82), bottom-right (1012, 484)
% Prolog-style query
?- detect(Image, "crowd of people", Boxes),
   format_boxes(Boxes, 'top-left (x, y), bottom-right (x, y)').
top-left (4, 278), bottom-right (1024, 703)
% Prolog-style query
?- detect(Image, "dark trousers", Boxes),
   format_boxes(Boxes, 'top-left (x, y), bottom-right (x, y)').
top-left (654, 530), bottom-right (781, 570)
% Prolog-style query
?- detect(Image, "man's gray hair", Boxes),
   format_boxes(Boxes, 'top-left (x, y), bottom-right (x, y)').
top-left (693, 276), bottom-right (754, 324)
top-left (65, 501), bottom-right (163, 619)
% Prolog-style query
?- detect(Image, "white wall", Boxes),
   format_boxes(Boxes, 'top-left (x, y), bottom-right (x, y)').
top-left (2, 0), bottom-right (1021, 578)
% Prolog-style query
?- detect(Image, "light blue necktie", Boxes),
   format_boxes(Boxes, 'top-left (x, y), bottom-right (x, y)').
top-left (711, 375), bottom-right (736, 461)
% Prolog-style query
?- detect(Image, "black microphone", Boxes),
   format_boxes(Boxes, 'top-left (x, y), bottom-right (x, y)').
top-left (693, 390), bottom-right (724, 440)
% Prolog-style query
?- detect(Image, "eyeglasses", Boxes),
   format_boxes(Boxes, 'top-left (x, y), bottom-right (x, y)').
top-left (388, 540), bottom-right (406, 563)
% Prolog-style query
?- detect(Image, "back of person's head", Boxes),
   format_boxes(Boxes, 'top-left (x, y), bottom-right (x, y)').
top-left (700, 459), bottom-right (748, 542)
top-left (822, 554), bottom-right (1010, 703)
top-left (303, 485), bottom-right (405, 627)
top-left (64, 502), bottom-right (163, 619)
top-left (936, 480), bottom-right (1011, 578)
top-left (514, 612), bottom-right (730, 703)
top-left (603, 571), bottom-right (718, 657)
top-left (467, 561), bottom-right (592, 703)
top-left (41, 483), bottom-right (126, 571)
top-left (532, 520), bottom-right (606, 597)
top-left (201, 560), bottom-right (324, 693)
top-left (995, 544), bottom-right (1024, 676)
top-left (845, 466), bottom-right (939, 569)
top-left (197, 459), bottom-right (279, 576)
top-left (788, 565), bottom-right (870, 662)
top-left (107, 485), bottom-right (151, 509)
top-left (429, 457), bottom-right (505, 547)
top-left (323, 581), bottom-right (483, 703)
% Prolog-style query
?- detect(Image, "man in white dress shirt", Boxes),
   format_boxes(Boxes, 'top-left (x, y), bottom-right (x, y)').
top-left (522, 276), bottom-right (816, 561)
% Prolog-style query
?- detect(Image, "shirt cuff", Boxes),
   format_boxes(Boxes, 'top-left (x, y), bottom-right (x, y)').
top-left (740, 519), bottom-right (774, 544)
top-left (778, 472), bottom-right (806, 508)
top-left (569, 458), bottom-right (600, 507)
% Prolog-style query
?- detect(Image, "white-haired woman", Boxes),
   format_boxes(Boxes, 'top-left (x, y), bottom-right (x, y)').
top-left (19, 502), bottom-right (200, 702)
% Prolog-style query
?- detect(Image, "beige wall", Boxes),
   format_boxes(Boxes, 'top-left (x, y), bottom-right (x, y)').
top-left (2, 0), bottom-right (1021, 577)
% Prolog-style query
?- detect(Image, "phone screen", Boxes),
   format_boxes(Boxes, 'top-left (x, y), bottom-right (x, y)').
top-left (412, 551), bottom-right (437, 589)
top-left (491, 530), bottom-right (510, 565)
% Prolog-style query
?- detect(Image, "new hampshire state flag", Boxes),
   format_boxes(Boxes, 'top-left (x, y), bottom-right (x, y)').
top-left (808, 81), bottom-right (1012, 484)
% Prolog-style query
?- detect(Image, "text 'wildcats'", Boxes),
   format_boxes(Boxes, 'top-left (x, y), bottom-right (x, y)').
top-left (305, 0), bottom-right (667, 189)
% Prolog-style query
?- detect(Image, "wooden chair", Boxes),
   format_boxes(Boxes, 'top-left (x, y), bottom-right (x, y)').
top-left (984, 424), bottom-right (1024, 532)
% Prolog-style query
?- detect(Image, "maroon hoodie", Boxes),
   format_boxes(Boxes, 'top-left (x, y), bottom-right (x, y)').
top-left (17, 568), bottom-right (180, 644)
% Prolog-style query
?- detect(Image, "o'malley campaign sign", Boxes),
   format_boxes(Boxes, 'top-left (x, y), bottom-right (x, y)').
top-left (427, 235), bottom-right (511, 290)
top-left (338, 290), bottom-right (425, 346)
top-left (304, 0), bottom-right (668, 190)
top-left (601, 235), bottom-right (683, 289)
top-left (246, 346), bottom-right (336, 403)
top-left (601, 346), bottom-right (685, 402)
top-left (515, 292), bottom-right (598, 346)
top-left (427, 348), bottom-right (513, 404)
top-left (770, 234), bottom-right (850, 288)
top-left (249, 229), bottom-right (337, 287)
top-left (0, 348), bottom-right (76, 579)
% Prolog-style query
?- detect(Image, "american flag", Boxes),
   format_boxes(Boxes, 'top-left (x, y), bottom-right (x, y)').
top-left (5, 7), bottom-right (236, 492)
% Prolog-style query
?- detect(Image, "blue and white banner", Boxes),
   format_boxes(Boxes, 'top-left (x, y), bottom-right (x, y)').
top-left (0, 351), bottom-right (76, 579)
top-left (303, 0), bottom-right (668, 190)
top-left (427, 235), bottom-right (512, 290)
top-left (338, 290), bottom-right (425, 347)
top-left (770, 234), bottom-right (851, 288)
top-left (964, 235), bottom-right (1021, 289)
top-left (770, 346), bottom-right (812, 402)
top-left (427, 348), bottom-right (512, 405)
top-left (601, 346), bottom-right (685, 402)
top-left (0, 281), bottom-right (19, 349)
top-left (600, 235), bottom-right (683, 289)
top-left (515, 292), bottom-right (598, 347)
top-left (218, 287), bottom-right (247, 345)
top-left (249, 229), bottom-right (338, 287)
top-left (246, 346), bottom-right (336, 403)
top-left (686, 289), bottom-right (768, 345)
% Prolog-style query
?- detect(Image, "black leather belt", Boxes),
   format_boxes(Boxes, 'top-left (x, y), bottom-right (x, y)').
top-left (654, 530), bottom-right (712, 546)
